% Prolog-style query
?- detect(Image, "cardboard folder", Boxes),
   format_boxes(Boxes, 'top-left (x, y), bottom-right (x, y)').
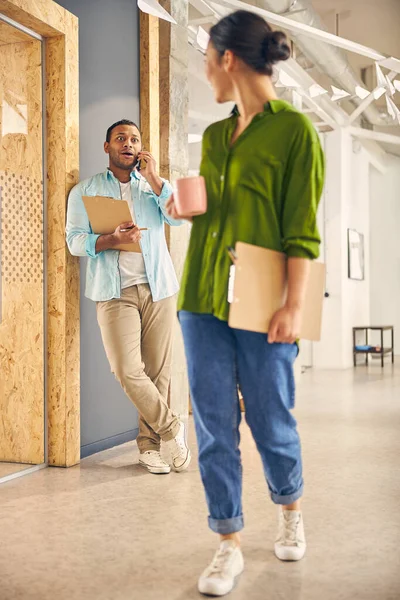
top-left (228, 242), bottom-right (325, 342)
top-left (82, 195), bottom-right (141, 252)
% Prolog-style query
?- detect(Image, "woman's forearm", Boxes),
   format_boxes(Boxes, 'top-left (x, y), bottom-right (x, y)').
top-left (285, 257), bottom-right (311, 311)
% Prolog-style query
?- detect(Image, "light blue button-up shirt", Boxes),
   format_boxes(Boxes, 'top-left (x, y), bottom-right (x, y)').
top-left (66, 168), bottom-right (182, 302)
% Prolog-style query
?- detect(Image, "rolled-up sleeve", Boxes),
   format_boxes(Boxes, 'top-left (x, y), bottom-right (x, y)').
top-left (66, 184), bottom-right (101, 258)
top-left (281, 119), bottom-right (324, 260)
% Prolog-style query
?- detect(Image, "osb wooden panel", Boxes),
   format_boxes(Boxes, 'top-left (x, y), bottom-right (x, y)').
top-left (46, 20), bottom-right (80, 467)
top-left (1, 0), bottom-right (80, 467)
top-left (140, 12), bottom-right (160, 165)
top-left (0, 0), bottom-right (67, 37)
top-left (0, 40), bottom-right (44, 464)
top-left (0, 20), bottom-right (31, 45)
top-left (158, 1), bottom-right (191, 419)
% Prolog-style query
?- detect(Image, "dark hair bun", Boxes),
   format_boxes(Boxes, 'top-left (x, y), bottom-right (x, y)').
top-left (263, 31), bottom-right (291, 63)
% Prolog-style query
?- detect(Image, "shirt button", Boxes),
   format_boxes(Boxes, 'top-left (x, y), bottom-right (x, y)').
top-left (212, 232), bottom-right (218, 238)
top-left (220, 175), bottom-right (224, 182)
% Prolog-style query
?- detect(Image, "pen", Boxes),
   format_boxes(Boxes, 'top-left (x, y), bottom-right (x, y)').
top-left (120, 227), bottom-right (150, 232)
top-left (226, 246), bottom-right (238, 264)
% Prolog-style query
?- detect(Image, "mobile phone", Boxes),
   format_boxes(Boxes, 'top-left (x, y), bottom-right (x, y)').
top-left (137, 157), bottom-right (147, 171)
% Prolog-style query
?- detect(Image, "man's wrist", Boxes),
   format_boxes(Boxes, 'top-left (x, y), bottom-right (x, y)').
top-left (96, 233), bottom-right (118, 253)
top-left (146, 173), bottom-right (163, 193)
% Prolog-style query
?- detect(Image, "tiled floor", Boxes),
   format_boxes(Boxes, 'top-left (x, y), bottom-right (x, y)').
top-left (1, 363), bottom-right (399, 600)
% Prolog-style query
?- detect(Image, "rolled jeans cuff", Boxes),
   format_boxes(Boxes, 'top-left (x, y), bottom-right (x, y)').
top-left (208, 515), bottom-right (244, 535)
top-left (270, 483), bottom-right (304, 506)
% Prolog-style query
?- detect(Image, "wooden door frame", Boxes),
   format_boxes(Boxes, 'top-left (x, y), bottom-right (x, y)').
top-left (0, 0), bottom-right (80, 466)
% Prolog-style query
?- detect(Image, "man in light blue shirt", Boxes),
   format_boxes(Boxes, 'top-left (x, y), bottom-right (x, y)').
top-left (66, 119), bottom-right (191, 475)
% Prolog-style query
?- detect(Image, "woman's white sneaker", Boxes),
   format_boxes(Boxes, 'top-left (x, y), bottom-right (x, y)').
top-left (139, 451), bottom-right (171, 474)
top-left (274, 508), bottom-right (306, 561)
top-left (165, 422), bottom-right (191, 472)
top-left (198, 541), bottom-right (244, 597)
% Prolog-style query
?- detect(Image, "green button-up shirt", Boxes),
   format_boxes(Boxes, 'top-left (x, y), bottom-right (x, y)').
top-left (178, 100), bottom-right (325, 322)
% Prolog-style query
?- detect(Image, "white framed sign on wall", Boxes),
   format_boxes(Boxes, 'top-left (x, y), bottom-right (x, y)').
top-left (348, 228), bottom-right (365, 281)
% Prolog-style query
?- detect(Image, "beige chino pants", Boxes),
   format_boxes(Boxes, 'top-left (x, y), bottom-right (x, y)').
top-left (96, 284), bottom-right (180, 453)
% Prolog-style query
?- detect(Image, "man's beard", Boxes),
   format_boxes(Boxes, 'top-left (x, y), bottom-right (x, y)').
top-left (109, 149), bottom-right (138, 171)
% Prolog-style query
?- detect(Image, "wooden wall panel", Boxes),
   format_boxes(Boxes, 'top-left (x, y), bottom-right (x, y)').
top-left (1, 0), bottom-right (80, 467)
top-left (46, 26), bottom-right (80, 468)
top-left (0, 0), bottom-right (65, 37)
top-left (139, 11), bottom-right (160, 165)
top-left (0, 39), bottom-right (44, 464)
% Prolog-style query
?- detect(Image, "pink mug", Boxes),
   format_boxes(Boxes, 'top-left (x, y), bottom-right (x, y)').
top-left (174, 175), bottom-right (207, 218)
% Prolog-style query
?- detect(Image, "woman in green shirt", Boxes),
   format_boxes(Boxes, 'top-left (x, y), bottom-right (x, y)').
top-left (167, 9), bottom-right (324, 597)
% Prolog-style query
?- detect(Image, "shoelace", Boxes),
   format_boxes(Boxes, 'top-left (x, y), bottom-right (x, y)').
top-left (144, 451), bottom-right (167, 466)
top-left (280, 515), bottom-right (300, 546)
top-left (208, 547), bottom-right (234, 576)
top-left (169, 434), bottom-right (186, 458)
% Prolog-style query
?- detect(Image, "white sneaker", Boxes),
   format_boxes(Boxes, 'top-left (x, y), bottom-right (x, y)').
top-left (165, 421), bottom-right (191, 472)
top-left (274, 509), bottom-right (306, 561)
top-left (139, 451), bottom-right (171, 474)
top-left (198, 540), bottom-right (244, 597)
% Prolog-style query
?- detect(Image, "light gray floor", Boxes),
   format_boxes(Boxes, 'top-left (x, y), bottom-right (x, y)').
top-left (1, 363), bottom-right (399, 600)
top-left (0, 463), bottom-right (31, 479)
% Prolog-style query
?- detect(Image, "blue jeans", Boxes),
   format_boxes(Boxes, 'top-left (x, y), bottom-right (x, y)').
top-left (179, 311), bottom-right (303, 535)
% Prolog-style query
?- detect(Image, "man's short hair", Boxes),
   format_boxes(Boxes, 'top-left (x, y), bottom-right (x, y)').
top-left (106, 119), bottom-right (140, 143)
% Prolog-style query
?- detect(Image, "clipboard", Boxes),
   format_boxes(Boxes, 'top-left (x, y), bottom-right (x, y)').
top-left (82, 195), bottom-right (141, 253)
top-left (228, 242), bottom-right (325, 342)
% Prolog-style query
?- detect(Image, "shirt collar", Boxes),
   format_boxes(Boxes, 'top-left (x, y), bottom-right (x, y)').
top-left (230, 100), bottom-right (289, 117)
top-left (106, 167), bottom-right (141, 181)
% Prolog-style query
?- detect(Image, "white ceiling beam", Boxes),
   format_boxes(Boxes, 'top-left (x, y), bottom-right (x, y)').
top-left (189, 15), bottom-right (215, 25)
top-left (282, 59), bottom-right (349, 127)
top-left (190, 0), bottom-right (222, 17)
top-left (347, 87), bottom-right (385, 125)
top-left (211, 0), bottom-right (387, 61)
top-left (296, 90), bottom-right (338, 129)
top-left (348, 126), bottom-right (400, 146)
top-left (347, 71), bottom-right (397, 125)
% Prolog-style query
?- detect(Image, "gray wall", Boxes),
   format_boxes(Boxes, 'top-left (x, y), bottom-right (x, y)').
top-left (57, 0), bottom-right (140, 456)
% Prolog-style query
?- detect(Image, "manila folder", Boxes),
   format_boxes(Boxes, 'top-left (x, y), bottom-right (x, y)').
top-left (228, 242), bottom-right (325, 342)
top-left (82, 195), bottom-right (141, 252)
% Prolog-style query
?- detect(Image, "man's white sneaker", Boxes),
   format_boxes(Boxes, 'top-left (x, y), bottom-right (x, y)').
top-left (274, 508), bottom-right (306, 561)
top-left (198, 540), bottom-right (244, 597)
top-left (139, 451), bottom-right (171, 474)
top-left (165, 421), bottom-right (191, 472)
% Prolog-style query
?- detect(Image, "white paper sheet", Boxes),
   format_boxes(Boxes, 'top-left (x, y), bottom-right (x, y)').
top-left (137, 0), bottom-right (177, 24)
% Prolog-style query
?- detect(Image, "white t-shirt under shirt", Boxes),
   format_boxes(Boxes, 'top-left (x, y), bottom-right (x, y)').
top-left (118, 181), bottom-right (148, 289)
